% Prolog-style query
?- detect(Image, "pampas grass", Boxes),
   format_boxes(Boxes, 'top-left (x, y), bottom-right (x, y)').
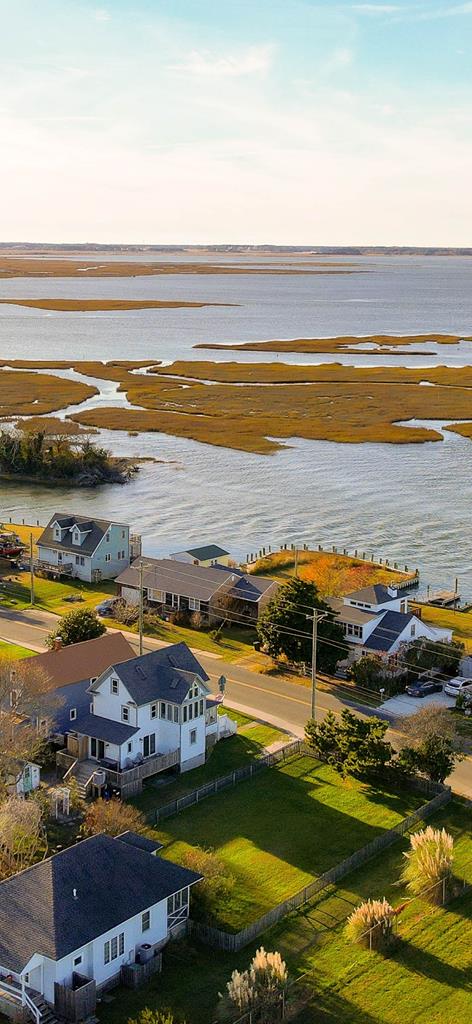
top-left (401, 826), bottom-right (454, 904)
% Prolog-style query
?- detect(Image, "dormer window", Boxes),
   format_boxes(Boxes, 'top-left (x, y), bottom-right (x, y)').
top-left (73, 531), bottom-right (80, 545)
top-left (54, 527), bottom-right (61, 540)
top-left (111, 678), bottom-right (119, 695)
top-left (70, 708), bottom-right (77, 721)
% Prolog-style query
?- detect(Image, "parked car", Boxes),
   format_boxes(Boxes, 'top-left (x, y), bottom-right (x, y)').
top-left (444, 676), bottom-right (472, 698)
top-left (405, 679), bottom-right (443, 698)
top-left (95, 597), bottom-right (120, 616)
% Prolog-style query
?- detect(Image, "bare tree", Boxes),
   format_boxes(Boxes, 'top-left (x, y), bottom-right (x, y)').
top-left (397, 705), bottom-right (461, 749)
top-left (0, 797), bottom-right (45, 876)
top-left (0, 656), bottom-right (62, 779)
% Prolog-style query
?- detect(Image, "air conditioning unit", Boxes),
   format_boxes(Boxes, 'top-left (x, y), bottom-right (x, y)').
top-left (137, 944), bottom-right (153, 964)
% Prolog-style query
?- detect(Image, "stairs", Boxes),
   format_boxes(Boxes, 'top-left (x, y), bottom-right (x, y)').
top-left (67, 758), bottom-right (97, 799)
top-left (26, 991), bottom-right (60, 1024)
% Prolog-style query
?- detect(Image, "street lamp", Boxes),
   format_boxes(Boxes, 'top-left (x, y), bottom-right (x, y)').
top-left (306, 610), bottom-right (327, 722)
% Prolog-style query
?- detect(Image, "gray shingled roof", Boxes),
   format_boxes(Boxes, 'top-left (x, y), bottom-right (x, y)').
top-left (92, 643), bottom-right (210, 706)
top-left (38, 513), bottom-right (125, 557)
top-left (185, 544), bottom-right (229, 560)
top-left (0, 834), bottom-right (201, 973)
top-left (346, 584), bottom-right (398, 605)
top-left (116, 558), bottom-right (277, 604)
top-left (363, 611), bottom-right (414, 652)
top-left (71, 712), bottom-right (139, 744)
top-left (116, 831), bottom-right (163, 854)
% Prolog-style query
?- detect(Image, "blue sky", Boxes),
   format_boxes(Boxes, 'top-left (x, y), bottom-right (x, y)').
top-left (1, 0), bottom-right (471, 243)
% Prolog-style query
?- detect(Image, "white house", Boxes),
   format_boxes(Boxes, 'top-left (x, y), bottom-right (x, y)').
top-left (169, 544), bottom-right (231, 567)
top-left (60, 643), bottom-right (236, 796)
top-left (0, 832), bottom-right (201, 1023)
top-left (330, 584), bottom-right (452, 659)
top-left (36, 514), bottom-right (131, 582)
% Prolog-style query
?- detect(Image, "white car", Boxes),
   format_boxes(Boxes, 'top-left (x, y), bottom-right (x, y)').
top-left (444, 676), bottom-right (472, 698)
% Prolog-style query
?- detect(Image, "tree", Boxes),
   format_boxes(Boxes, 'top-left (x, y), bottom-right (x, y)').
top-left (401, 826), bottom-right (454, 904)
top-left (47, 607), bottom-right (105, 648)
top-left (81, 797), bottom-right (145, 837)
top-left (398, 734), bottom-right (461, 783)
top-left (345, 898), bottom-right (396, 950)
top-left (181, 847), bottom-right (234, 923)
top-left (0, 797), bottom-right (45, 876)
top-left (349, 654), bottom-right (407, 696)
top-left (398, 705), bottom-right (460, 748)
top-left (400, 637), bottom-right (464, 678)
top-left (0, 655), bottom-right (62, 781)
top-left (256, 578), bottom-right (345, 672)
top-left (305, 709), bottom-right (393, 779)
top-left (226, 947), bottom-right (288, 1021)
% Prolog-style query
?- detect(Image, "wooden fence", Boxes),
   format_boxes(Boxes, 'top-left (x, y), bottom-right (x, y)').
top-left (188, 785), bottom-right (451, 952)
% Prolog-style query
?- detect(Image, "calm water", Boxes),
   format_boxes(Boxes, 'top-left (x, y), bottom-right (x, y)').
top-left (1, 254), bottom-right (472, 593)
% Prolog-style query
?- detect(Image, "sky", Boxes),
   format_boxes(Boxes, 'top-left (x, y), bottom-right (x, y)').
top-left (0, 0), bottom-right (471, 245)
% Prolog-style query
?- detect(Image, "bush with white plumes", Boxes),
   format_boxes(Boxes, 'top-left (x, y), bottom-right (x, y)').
top-left (226, 947), bottom-right (288, 1013)
top-left (401, 826), bottom-right (454, 903)
top-left (345, 898), bottom-right (396, 950)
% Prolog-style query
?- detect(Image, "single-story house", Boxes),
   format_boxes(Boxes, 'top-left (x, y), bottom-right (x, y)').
top-left (169, 543), bottom-right (231, 567)
top-left (36, 514), bottom-right (131, 582)
top-left (330, 584), bottom-right (452, 660)
top-left (0, 832), bottom-right (201, 1022)
top-left (21, 632), bottom-right (135, 736)
top-left (116, 558), bottom-right (278, 623)
top-left (59, 642), bottom-right (236, 796)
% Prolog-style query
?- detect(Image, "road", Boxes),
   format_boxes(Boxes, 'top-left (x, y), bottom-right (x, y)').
top-left (1, 606), bottom-right (471, 797)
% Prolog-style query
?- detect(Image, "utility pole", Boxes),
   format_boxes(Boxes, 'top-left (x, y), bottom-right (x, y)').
top-left (138, 559), bottom-right (145, 656)
top-left (306, 609), bottom-right (327, 721)
top-left (29, 532), bottom-right (35, 607)
top-left (294, 545), bottom-right (299, 577)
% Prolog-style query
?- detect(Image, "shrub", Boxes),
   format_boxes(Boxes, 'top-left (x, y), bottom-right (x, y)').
top-left (349, 655), bottom-right (407, 696)
top-left (47, 607), bottom-right (105, 648)
top-left (226, 947), bottom-right (288, 1017)
top-left (190, 611), bottom-right (205, 630)
top-left (305, 709), bottom-right (393, 779)
top-left (345, 898), bottom-right (395, 950)
top-left (169, 609), bottom-right (191, 627)
top-left (112, 599), bottom-right (139, 626)
top-left (401, 826), bottom-right (454, 903)
top-left (128, 1010), bottom-right (181, 1024)
top-left (181, 846), bottom-right (234, 922)
top-left (81, 797), bottom-right (145, 837)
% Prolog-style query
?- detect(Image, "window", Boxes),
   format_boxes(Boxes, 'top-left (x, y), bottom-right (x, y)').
top-left (183, 705), bottom-right (188, 723)
top-left (111, 678), bottom-right (119, 695)
top-left (190, 729), bottom-right (197, 745)
top-left (105, 553), bottom-right (111, 563)
top-left (199, 699), bottom-right (204, 716)
top-left (104, 935), bottom-right (124, 966)
top-left (121, 705), bottom-right (130, 723)
top-left (150, 703), bottom-right (157, 719)
top-left (160, 702), bottom-right (166, 719)
top-left (173, 706), bottom-right (179, 723)
top-left (142, 910), bottom-right (150, 932)
top-left (127, 741), bottom-right (132, 753)
top-left (194, 701), bottom-right (199, 718)
top-left (122, 530), bottom-right (126, 539)
top-left (70, 708), bottom-right (77, 721)
top-left (167, 705), bottom-right (173, 721)
top-left (73, 955), bottom-right (82, 968)
top-left (188, 703), bottom-right (193, 720)
top-left (90, 677), bottom-right (97, 684)
top-left (75, 555), bottom-right (80, 565)
top-left (143, 734), bottom-right (156, 757)
top-left (106, 532), bottom-right (110, 543)
top-left (346, 623), bottom-right (362, 639)
top-left (411, 623), bottom-right (416, 636)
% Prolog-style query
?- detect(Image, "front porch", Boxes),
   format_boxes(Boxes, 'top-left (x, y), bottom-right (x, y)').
top-left (0, 969), bottom-right (53, 1024)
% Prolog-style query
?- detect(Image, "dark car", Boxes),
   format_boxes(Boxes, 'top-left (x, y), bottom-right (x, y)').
top-left (405, 679), bottom-right (443, 698)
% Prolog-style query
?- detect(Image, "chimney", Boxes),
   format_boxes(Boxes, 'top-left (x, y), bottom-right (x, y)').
top-left (53, 636), bottom-right (63, 652)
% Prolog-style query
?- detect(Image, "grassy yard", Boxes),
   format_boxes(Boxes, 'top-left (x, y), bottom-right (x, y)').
top-left (97, 800), bottom-right (472, 1024)
top-left (104, 615), bottom-right (256, 662)
top-left (411, 601), bottom-right (472, 652)
top-left (0, 570), bottom-right (116, 614)
top-left (249, 548), bottom-right (413, 597)
top-left (0, 638), bottom-right (35, 659)
top-left (153, 755), bottom-right (422, 932)
top-left (132, 709), bottom-right (289, 817)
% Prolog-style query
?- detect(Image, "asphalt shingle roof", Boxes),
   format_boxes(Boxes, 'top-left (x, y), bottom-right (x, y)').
top-left (38, 513), bottom-right (126, 558)
top-left (116, 558), bottom-right (277, 604)
top-left (0, 834), bottom-right (201, 973)
top-left (185, 544), bottom-right (229, 561)
top-left (23, 633), bottom-right (135, 690)
top-left (116, 831), bottom-right (163, 854)
top-left (71, 712), bottom-right (139, 744)
top-left (346, 584), bottom-right (398, 605)
top-left (99, 643), bottom-right (210, 706)
top-left (363, 611), bottom-right (414, 652)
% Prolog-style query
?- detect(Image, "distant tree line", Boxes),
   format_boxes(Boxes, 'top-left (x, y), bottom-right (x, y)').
top-left (0, 423), bottom-right (136, 487)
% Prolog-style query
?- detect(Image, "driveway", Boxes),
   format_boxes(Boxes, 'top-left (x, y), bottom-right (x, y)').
top-left (381, 690), bottom-right (456, 718)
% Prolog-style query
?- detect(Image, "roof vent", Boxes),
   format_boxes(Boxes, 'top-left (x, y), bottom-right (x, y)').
top-left (135, 665), bottom-right (146, 678)
top-left (72, 888), bottom-right (78, 901)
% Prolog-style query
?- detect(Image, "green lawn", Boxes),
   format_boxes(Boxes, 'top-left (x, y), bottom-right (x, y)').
top-left (153, 755), bottom-right (422, 932)
top-left (132, 710), bottom-right (288, 817)
top-left (105, 615), bottom-right (256, 662)
top-left (0, 570), bottom-right (116, 614)
top-left (0, 638), bottom-right (35, 659)
top-left (97, 800), bottom-right (472, 1024)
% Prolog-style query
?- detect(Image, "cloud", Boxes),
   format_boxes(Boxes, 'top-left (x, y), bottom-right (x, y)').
top-left (168, 44), bottom-right (275, 78)
top-left (94, 8), bottom-right (110, 22)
